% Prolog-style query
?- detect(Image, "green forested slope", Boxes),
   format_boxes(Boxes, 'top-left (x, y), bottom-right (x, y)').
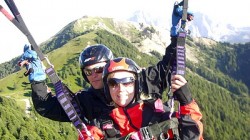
top-left (0, 96), bottom-right (77, 139)
top-left (0, 17), bottom-right (249, 140)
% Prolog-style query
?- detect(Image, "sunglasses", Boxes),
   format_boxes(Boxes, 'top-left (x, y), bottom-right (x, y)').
top-left (107, 77), bottom-right (135, 88)
top-left (84, 66), bottom-right (104, 76)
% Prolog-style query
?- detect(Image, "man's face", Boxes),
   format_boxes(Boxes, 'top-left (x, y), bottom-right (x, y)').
top-left (84, 62), bottom-right (106, 89)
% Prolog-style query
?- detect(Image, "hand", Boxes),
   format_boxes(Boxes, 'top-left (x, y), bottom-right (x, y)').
top-left (18, 58), bottom-right (46, 82)
top-left (171, 75), bottom-right (187, 93)
top-left (18, 60), bottom-right (29, 67)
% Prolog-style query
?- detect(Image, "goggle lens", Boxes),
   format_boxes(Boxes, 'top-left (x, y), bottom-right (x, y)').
top-left (84, 66), bottom-right (104, 76)
top-left (108, 77), bottom-right (135, 88)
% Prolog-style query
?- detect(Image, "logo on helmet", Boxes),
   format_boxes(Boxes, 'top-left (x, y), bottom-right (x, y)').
top-left (108, 58), bottom-right (129, 72)
top-left (84, 57), bottom-right (95, 62)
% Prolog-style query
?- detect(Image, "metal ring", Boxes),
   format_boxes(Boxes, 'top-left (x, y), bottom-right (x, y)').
top-left (160, 132), bottom-right (169, 140)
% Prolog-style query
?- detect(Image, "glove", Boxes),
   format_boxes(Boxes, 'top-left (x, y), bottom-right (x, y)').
top-left (23, 44), bottom-right (30, 52)
top-left (174, 83), bottom-right (192, 106)
top-left (178, 1), bottom-right (184, 6)
top-left (78, 125), bottom-right (104, 140)
top-left (162, 37), bottom-right (177, 67)
top-left (24, 68), bottom-right (33, 77)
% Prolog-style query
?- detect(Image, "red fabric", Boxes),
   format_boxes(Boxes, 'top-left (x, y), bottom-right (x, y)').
top-left (180, 100), bottom-right (204, 140)
top-left (109, 103), bottom-right (144, 137)
top-left (78, 125), bottom-right (104, 140)
top-left (167, 129), bottom-right (174, 139)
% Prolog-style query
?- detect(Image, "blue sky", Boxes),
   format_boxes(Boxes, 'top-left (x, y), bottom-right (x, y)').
top-left (0, 0), bottom-right (248, 63)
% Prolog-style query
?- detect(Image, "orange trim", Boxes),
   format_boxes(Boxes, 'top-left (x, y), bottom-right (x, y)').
top-left (180, 100), bottom-right (204, 140)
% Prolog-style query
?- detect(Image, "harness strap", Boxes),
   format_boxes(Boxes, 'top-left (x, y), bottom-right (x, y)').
top-left (128, 118), bottom-right (180, 140)
top-left (102, 120), bottom-right (120, 138)
top-left (103, 100), bottom-right (180, 140)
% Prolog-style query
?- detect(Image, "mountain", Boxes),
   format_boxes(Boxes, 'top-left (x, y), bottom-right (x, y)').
top-left (0, 16), bottom-right (249, 139)
top-left (128, 10), bottom-right (250, 44)
top-left (189, 12), bottom-right (250, 44)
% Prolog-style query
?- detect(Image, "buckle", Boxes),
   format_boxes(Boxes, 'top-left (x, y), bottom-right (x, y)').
top-left (102, 120), bottom-right (114, 130)
top-left (139, 127), bottom-right (153, 140)
top-left (102, 120), bottom-right (117, 138)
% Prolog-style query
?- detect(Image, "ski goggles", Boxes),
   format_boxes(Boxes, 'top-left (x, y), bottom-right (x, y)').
top-left (84, 66), bottom-right (104, 76)
top-left (107, 77), bottom-right (135, 88)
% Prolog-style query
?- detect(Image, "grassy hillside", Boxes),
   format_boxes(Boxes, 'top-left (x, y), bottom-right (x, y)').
top-left (0, 95), bottom-right (77, 140)
top-left (0, 17), bottom-right (249, 139)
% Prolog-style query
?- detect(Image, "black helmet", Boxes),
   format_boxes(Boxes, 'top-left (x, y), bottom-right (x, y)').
top-left (102, 57), bottom-right (141, 103)
top-left (79, 44), bottom-right (113, 82)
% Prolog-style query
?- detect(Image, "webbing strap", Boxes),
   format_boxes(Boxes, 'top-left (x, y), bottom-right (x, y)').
top-left (181, 0), bottom-right (189, 29)
top-left (45, 67), bottom-right (60, 84)
top-left (45, 67), bottom-right (82, 117)
top-left (169, 0), bottom-right (189, 119)
top-left (64, 86), bottom-right (82, 118)
top-left (172, 0), bottom-right (188, 76)
top-left (2, 0), bottom-right (92, 139)
top-left (45, 67), bottom-right (91, 138)
top-left (55, 81), bottom-right (83, 128)
top-left (178, 0), bottom-right (189, 75)
top-left (127, 118), bottom-right (179, 140)
top-left (176, 31), bottom-right (186, 76)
